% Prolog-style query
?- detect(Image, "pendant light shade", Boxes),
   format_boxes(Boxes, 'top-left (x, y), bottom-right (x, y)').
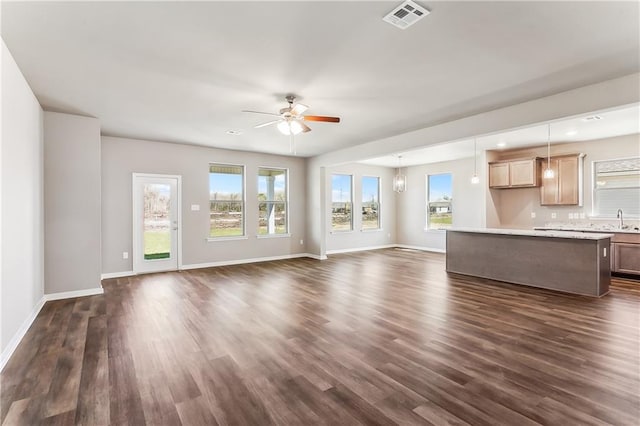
top-left (471, 138), bottom-right (480, 184)
top-left (393, 155), bottom-right (407, 192)
top-left (544, 124), bottom-right (555, 179)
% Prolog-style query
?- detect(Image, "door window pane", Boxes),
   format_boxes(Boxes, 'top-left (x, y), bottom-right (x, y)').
top-left (362, 176), bottom-right (380, 230)
top-left (210, 164), bottom-right (245, 237)
top-left (144, 183), bottom-right (171, 259)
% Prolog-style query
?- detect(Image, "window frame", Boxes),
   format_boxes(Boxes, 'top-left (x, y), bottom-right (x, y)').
top-left (591, 157), bottom-right (640, 219)
top-left (208, 163), bottom-right (246, 240)
top-left (426, 172), bottom-right (453, 231)
top-left (361, 175), bottom-right (381, 231)
top-left (257, 167), bottom-right (289, 237)
top-left (331, 173), bottom-right (354, 232)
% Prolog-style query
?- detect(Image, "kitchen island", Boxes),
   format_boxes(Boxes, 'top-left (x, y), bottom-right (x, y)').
top-left (446, 228), bottom-right (612, 297)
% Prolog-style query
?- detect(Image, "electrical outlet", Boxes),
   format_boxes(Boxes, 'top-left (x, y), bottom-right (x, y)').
top-left (299, 239), bottom-right (304, 245)
top-left (551, 212), bottom-right (557, 219)
top-left (122, 251), bottom-right (129, 259)
top-left (531, 212), bottom-right (536, 219)
top-left (191, 204), bottom-right (200, 211)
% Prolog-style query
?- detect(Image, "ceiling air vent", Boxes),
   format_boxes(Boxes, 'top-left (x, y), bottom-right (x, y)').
top-left (582, 115), bottom-right (603, 122)
top-left (383, 0), bottom-right (430, 30)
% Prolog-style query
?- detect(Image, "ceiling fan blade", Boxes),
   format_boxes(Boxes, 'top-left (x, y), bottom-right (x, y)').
top-left (291, 103), bottom-right (309, 116)
top-left (299, 121), bottom-right (312, 133)
top-left (254, 119), bottom-right (281, 128)
top-left (242, 110), bottom-right (281, 117)
top-left (303, 115), bottom-right (340, 123)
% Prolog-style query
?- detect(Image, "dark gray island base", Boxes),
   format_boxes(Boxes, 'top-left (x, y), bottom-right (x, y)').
top-left (446, 228), bottom-right (612, 297)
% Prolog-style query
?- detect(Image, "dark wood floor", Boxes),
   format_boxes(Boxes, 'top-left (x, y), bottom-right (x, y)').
top-left (2, 249), bottom-right (639, 425)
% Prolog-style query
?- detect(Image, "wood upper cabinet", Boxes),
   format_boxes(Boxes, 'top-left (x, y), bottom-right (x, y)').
top-left (489, 158), bottom-right (540, 188)
top-left (540, 154), bottom-right (581, 205)
top-left (488, 162), bottom-right (510, 187)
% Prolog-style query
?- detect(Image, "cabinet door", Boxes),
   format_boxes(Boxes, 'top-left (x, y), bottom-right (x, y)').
top-left (614, 243), bottom-right (640, 275)
top-left (557, 156), bottom-right (579, 204)
top-left (489, 163), bottom-right (510, 188)
top-left (540, 158), bottom-right (559, 205)
top-left (510, 159), bottom-right (538, 187)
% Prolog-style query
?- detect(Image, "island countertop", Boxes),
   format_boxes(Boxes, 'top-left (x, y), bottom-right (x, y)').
top-left (450, 227), bottom-right (613, 240)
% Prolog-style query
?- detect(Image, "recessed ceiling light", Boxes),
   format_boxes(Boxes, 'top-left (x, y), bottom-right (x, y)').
top-left (226, 130), bottom-right (243, 135)
top-left (582, 115), bottom-right (602, 122)
top-left (497, 142), bottom-right (507, 148)
top-left (566, 130), bottom-right (578, 136)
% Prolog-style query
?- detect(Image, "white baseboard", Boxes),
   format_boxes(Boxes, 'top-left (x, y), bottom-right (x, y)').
top-left (181, 253), bottom-right (311, 270)
top-left (304, 252), bottom-right (327, 260)
top-left (326, 244), bottom-right (396, 255)
top-left (101, 271), bottom-right (135, 280)
top-left (45, 287), bottom-right (104, 301)
top-left (0, 295), bottom-right (46, 372)
top-left (395, 244), bottom-right (446, 253)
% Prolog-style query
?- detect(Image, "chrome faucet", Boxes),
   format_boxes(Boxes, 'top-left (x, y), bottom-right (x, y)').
top-left (617, 209), bottom-right (624, 229)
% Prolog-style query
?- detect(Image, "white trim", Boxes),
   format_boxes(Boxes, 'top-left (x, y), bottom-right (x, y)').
top-left (45, 287), bottom-right (104, 301)
top-left (326, 244), bottom-right (395, 255)
top-left (256, 233), bottom-right (291, 239)
top-left (395, 244), bottom-right (446, 253)
top-left (304, 252), bottom-right (328, 260)
top-left (207, 236), bottom-right (249, 242)
top-left (181, 253), bottom-right (311, 270)
top-left (0, 296), bottom-right (46, 372)
top-left (101, 271), bottom-right (135, 280)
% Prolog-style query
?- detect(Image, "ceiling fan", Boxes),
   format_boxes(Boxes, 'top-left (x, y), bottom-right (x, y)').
top-left (242, 95), bottom-right (340, 154)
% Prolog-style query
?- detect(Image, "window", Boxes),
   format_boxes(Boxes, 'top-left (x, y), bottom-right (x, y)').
top-left (209, 164), bottom-right (244, 238)
top-left (331, 174), bottom-right (353, 231)
top-left (362, 176), bottom-right (380, 230)
top-left (427, 173), bottom-right (453, 230)
top-left (593, 157), bottom-right (640, 217)
top-left (258, 168), bottom-right (288, 235)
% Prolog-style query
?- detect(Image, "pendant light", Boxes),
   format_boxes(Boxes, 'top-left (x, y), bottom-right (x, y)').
top-left (543, 124), bottom-right (555, 179)
top-left (393, 155), bottom-right (407, 192)
top-left (471, 138), bottom-right (480, 184)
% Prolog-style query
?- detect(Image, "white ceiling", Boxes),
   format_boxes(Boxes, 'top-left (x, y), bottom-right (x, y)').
top-left (360, 103), bottom-right (640, 167)
top-left (2, 1), bottom-right (639, 158)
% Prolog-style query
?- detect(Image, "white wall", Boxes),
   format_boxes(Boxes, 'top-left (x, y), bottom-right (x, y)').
top-left (397, 156), bottom-right (484, 251)
top-left (44, 112), bottom-right (102, 294)
top-left (492, 133), bottom-right (640, 228)
top-left (101, 136), bottom-right (308, 273)
top-left (1, 40), bottom-right (44, 362)
top-left (325, 163), bottom-right (396, 253)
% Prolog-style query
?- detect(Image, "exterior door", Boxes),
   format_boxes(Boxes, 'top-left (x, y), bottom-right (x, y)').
top-left (133, 174), bottom-right (181, 274)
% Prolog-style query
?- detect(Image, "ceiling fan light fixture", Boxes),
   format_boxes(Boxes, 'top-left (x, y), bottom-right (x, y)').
top-left (277, 119), bottom-right (303, 136)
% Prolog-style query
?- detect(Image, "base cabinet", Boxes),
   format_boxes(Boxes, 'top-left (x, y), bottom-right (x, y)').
top-left (610, 233), bottom-right (640, 276)
top-left (612, 242), bottom-right (640, 275)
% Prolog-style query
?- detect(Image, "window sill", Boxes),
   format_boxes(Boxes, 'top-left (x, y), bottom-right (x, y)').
top-left (257, 233), bottom-right (291, 239)
top-left (424, 228), bottom-right (448, 233)
top-left (207, 236), bottom-right (249, 242)
top-left (361, 228), bottom-right (383, 232)
top-left (330, 230), bottom-right (355, 234)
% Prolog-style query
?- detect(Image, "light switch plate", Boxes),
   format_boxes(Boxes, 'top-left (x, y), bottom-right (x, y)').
top-left (531, 212), bottom-right (536, 218)
top-left (191, 204), bottom-right (200, 211)
top-left (551, 212), bottom-right (557, 219)
top-left (123, 251), bottom-right (129, 259)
